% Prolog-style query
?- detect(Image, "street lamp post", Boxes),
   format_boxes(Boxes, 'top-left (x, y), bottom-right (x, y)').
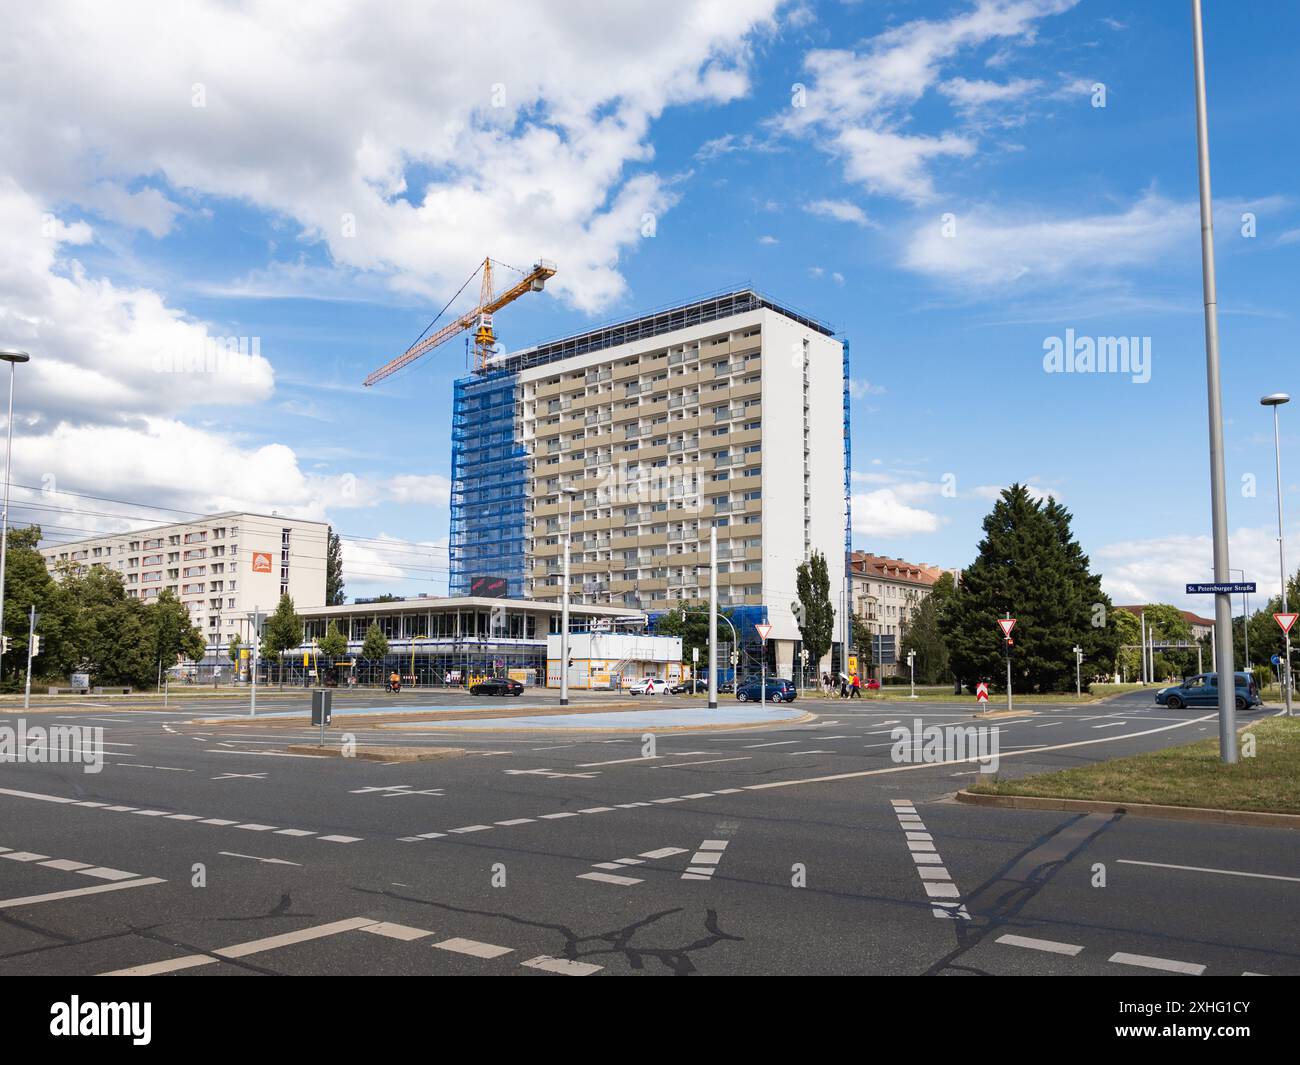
top-left (1261, 393), bottom-right (1292, 716)
top-left (1230, 566), bottom-right (1250, 670)
top-left (560, 486), bottom-right (578, 706)
top-left (0, 349), bottom-right (30, 684)
top-left (1190, 0), bottom-right (1238, 762)
top-left (1074, 644), bottom-right (1083, 698)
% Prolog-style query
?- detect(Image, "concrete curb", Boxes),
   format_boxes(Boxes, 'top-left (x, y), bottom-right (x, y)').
top-left (375, 710), bottom-right (819, 734)
top-left (956, 788), bottom-right (1300, 831)
top-left (285, 744), bottom-right (465, 762)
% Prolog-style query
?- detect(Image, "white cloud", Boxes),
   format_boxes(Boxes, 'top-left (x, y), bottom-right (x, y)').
top-left (387, 474), bottom-right (452, 506)
top-left (1096, 524), bottom-right (1300, 610)
top-left (758, 234), bottom-right (779, 245)
top-left (848, 378), bottom-right (886, 399)
top-left (3, 0), bottom-right (781, 313)
top-left (938, 75), bottom-right (1042, 110)
top-left (775, 0), bottom-right (1076, 202)
top-left (852, 488), bottom-right (943, 538)
top-left (0, 181), bottom-right (275, 432)
top-left (804, 198), bottom-right (874, 226)
top-left (902, 190), bottom-right (1193, 289)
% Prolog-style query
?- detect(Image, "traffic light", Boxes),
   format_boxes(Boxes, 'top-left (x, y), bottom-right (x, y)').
top-left (1, 636), bottom-right (10, 653)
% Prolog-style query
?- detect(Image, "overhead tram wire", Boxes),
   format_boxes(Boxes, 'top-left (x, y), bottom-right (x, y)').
top-left (2, 481), bottom-right (453, 555)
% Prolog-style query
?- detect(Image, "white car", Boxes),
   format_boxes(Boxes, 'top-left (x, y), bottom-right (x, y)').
top-left (626, 677), bottom-right (659, 695)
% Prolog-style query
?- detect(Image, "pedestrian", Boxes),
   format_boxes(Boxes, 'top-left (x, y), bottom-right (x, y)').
top-left (839, 673), bottom-right (849, 699)
top-left (850, 672), bottom-right (861, 699)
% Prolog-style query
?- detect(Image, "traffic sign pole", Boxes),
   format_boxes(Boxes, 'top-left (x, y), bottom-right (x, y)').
top-left (755, 622), bottom-right (772, 711)
top-left (1275, 613), bottom-right (1298, 716)
top-left (998, 615), bottom-right (1017, 712)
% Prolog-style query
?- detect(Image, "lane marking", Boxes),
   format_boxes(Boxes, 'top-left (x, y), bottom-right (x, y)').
top-left (1117, 859), bottom-right (1300, 884)
top-left (216, 917), bottom-right (379, 959)
top-left (996, 934), bottom-right (1085, 957)
top-left (360, 922), bottom-right (433, 941)
top-left (578, 871), bottom-right (642, 886)
top-left (218, 852), bottom-right (303, 866)
top-left (434, 937), bottom-right (513, 959)
top-left (0, 877), bottom-right (165, 909)
top-left (521, 955), bottom-right (602, 976)
top-left (1109, 951), bottom-right (1205, 975)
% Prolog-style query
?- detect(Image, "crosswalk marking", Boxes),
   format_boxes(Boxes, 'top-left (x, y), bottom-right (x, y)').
top-left (892, 801), bottom-right (969, 920)
top-left (996, 934), bottom-right (1085, 957)
top-left (434, 937), bottom-right (514, 959)
top-left (522, 955), bottom-right (602, 976)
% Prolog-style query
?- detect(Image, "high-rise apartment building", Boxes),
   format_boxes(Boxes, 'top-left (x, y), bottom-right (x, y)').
top-left (450, 289), bottom-right (850, 677)
top-left (40, 512), bottom-right (329, 652)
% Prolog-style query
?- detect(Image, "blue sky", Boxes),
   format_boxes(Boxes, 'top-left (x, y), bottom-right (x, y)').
top-left (3, 0), bottom-right (1299, 609)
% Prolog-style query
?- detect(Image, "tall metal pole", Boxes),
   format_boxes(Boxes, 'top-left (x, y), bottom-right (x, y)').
top-left (1139, 611), bottom-right (1148, 683)
top-left (708, 527), bottom-right (718, 709)
top-left (1263, 396), bottom-right (1293, 715)
top-left (0, 352), bottom-right (29, 685)
top-left (250, 605), bottom-right (259, 717)
top-left (1191, 0), bottom-right (1237, 761)
top-left (23, 603), bottom-right (35, 709)
top-left (560, 489), bottom-right (575, 706)
top-left (1004, 610), bottom-right (1013, 712)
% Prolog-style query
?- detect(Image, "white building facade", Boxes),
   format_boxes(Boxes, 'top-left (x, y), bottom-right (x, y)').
top-left (40, 512), bottom-right (329, 653)
top-left (450, 290), bottom-right (851, 680)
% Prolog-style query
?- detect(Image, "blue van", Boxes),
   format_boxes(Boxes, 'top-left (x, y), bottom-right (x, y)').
top-left (1155, 672), bottom-right (1261, 711)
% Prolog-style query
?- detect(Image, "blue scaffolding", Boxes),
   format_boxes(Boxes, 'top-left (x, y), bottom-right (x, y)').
top-left (449, 369), bottom-right (528, 598)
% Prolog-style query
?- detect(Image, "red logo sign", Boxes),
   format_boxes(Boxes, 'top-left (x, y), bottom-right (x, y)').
top-left (1275, 612), bottom-right (1298, 635)
top-left (252, 552), bottom-right (273, 574)
top-left (997, 618), bottom-right (1017, 637)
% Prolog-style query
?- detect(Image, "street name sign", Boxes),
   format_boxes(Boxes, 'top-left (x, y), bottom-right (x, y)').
top-left (1186, 582), bottom-right (1256, 594)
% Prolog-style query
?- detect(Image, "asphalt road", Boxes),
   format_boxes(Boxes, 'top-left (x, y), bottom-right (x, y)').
top-left (0, 688), bottom-right (1294, 977)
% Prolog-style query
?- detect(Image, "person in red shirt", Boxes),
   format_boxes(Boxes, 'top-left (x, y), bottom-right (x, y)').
top-left (850, 673), bottom-right (862, 698)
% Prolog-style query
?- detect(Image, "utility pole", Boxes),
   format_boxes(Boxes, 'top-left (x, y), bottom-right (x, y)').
top-left (1073, 644), bottom-right (1083, 698)
top-left (907, 648), bottom-right (916, 699)
top-left (1191, 0), bottom-right (1238, 762)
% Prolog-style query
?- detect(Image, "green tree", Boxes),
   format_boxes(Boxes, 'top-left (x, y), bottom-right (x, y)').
top-left (319, 620), bottom-right (348, 659)
top-left (901, 573), bottom-right (955, 684)
top-left (793, 550), bottom-right (834, 674)
top-left (147, 589), bottom-right (205, 677)
top-left (58, 565), bottom-right (155, 687)
top-left (2, 525), bottom-right (76, 687)
top-left (261, 594), bottom-right (304, 688)
top-left (360, 622), bottom-right (389, 664)
top-left (652, 600), bottom-right (713, 670)
top-left (1110, 607), bottom-right (1142, 681)
top-left (228, 633), bottom-right (242, 663)
top-left (945, 484), bottom-right (1114, 693)
top-left (326, 528), bottom-right (346, 605)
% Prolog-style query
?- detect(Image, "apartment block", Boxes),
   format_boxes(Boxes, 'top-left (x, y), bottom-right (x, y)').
top-left (40, 511), bottom-right (329, 651)
top-left (850, 552), bottom-right (957, 677)
top-left (450, 289), bottom-right (850, 677)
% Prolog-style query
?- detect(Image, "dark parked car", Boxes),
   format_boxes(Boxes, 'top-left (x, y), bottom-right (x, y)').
top-left (470, 677), bottom-right (524, 697)
top-left (735, 677), bottom-right (797, 703)
top-left (1156, 672), bottom-right (1260, 711)
top-left (670, 679), bottom-right (709, 694)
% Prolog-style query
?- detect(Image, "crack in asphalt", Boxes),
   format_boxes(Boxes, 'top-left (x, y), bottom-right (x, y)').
top-left (354, 886), bottom-right (742, 975)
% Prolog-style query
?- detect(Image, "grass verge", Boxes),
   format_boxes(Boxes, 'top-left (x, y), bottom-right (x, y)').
top-left (970, 715), bottom-right (1300, 814)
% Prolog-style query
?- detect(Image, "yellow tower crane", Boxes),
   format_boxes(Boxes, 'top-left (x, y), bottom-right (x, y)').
top-left (363, 257), bottom-right (557, 385)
